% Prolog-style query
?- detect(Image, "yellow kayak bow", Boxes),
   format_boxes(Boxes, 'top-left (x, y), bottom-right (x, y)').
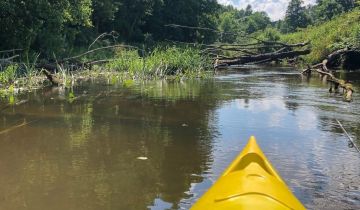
top-left (191, 136), bottom-right (306, 210)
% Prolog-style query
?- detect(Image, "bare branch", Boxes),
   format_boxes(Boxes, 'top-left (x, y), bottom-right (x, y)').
top-left (0, 49), bottom-right (23, 54)
top-left (88, 31), bottom-right (119, 50)
top-left (218, 49), bottom-right (311, 66)
top-left (62, 44), bottom-right (138, 62)
top-left (164, 24), bottom-right (246, 36)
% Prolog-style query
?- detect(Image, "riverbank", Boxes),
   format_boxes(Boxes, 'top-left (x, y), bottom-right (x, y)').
top-left (280, 8), bottom-right (360, 68)
top-left (0, 45), bottom-right (213, 102)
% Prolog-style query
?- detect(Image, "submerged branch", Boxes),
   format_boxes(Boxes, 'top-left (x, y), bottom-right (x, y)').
top-left (0, 100), bottom-right (29, 113)
top-left (302, 50), bottom-right (355, 102)
top-left (0, 119), bottom-right (36, 135)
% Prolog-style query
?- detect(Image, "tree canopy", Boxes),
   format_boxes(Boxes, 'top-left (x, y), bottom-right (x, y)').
top-left (0, 0), bottom-right (357, 55)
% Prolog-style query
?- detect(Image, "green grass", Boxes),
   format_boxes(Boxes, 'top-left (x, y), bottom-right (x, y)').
top-left (0, 45), bottom-right (213, 99)
top-left (280, 9), bottom-right (360, 64)
top-left (106, 46), bottom-right (212, 80)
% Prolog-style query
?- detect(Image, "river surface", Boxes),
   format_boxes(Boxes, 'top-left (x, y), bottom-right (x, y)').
top-left (0, 67), bottom-right (359, 210)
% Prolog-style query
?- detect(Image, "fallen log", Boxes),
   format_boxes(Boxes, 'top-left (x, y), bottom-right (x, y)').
top-left (42, 69), bottom-right (62, 86)
top-left (218, 49), bottom-right (310, 66)
top-left (301, 47), bottom-right (359, 102)
top-left (302, 65), bottom-right (354, 102)
top-left (0, 55), bottom-right (19, 69)
top-left (0, 99), bottom-right (29, 113)
top-left (0, 119), bottom-right (36, 135)
top-left (321, 48), bottom-right (360, 71)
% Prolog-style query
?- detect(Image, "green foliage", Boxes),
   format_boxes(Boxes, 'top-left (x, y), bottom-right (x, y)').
top-left (107, 46), bottom-right (212, 79)
top-left (259, 28), bottom-right (281, 42)
top-left (217, 5), bottom-right (271, 43)
top-left (0, 0), bottom-right (221, 55)
top-left (256, 28), bottom-right (282, 52)
top-left (303, 0), bottom-right (356, 24)
top-left (245, 12), bottom-right (271, 34)
top-left (315, 0), bottom-right (347, 22)
top-left (0, 65), bottom-right (18, 85)
top-left (68, 90), bottom-right (76, 103)
top-left (283, 0), bottom-right (311, 33)
top-left (218, 11), bottom-right (241, 43)
top-left (0, 0), bottom-right (93, 56)
top-left (158, 0), bottom-right (220, 43)
top-left (281, 9), bottom-right (360, 63)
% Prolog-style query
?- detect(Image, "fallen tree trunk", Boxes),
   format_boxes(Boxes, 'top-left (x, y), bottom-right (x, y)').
top-left (42, 69), bottom-right (62, 86)
top-left (302, 61), bottom-right (354, 102)
top-left (325, 48), bottom-right (355, 69)
top-left (0, 55), bottom-right (19, 69)
top-left (217, 49), bottom-right (310, 66)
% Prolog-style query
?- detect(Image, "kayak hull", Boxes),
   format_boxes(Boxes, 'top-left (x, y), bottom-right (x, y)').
top-left (191, 136), bottom-right (306, 210)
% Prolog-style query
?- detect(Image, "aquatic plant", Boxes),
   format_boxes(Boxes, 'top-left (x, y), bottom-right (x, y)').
top-left (0, 64), bottom-right (17, 85)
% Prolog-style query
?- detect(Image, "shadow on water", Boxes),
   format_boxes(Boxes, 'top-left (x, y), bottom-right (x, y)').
top-left (0, 67), bottom-right (359, 210)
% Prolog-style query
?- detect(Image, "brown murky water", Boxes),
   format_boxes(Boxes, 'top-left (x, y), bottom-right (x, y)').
top-left (0, 67), bottom-right (359, 210)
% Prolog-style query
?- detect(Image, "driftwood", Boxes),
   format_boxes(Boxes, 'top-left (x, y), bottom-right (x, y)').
top-left (164, 23), bottom-right (311, 66)
top-left (0, 99), bottom-right (29, 113)
top-left (302, 48), bottom-right (356, 102)
top-left (0, 55), bottom-right (19, 68)
top-left (217, 49), bottom-right (310, 66)
top-left (42, 69), bottom-right (62, 86)
top-left (208, 39), bottom-right (310, 67)
top-left (0, 119), bottom-right (36, 135)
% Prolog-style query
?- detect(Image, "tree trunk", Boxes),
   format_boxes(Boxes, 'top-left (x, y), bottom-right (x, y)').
top-left (218, 49), bottom-right (310, 66)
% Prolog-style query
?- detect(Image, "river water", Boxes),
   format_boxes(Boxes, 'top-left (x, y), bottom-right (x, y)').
top-left (0, 67), bottom-right (359, 210)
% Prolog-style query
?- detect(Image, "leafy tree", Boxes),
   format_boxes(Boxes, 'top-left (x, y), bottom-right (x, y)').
top-left (339, 0), bottom-right (355, 11)
top-left (92, 0), bottom-right (120, 33)
top-left (102, 0), bottom-right (158, 42)
top-left (315, 0), bottom-right (344, 21)
top-left (245, 12), bottom-right (271, 34)
top-left (245, 5), bottom-right (253, 16)
top-left (314, 0), bottom-right (355, 22)
top-left (256, 28), bottom-right (282, 52)
top-left (283, 0), bottom-right (311, 32)
top-left (0, 0), bottom-right (93, 55)
top-left (157, 0), bottom-right (219, 43)
top-left (218, 11), bottom-right (240, 43)
top-left (217, 5), bottom-right (270, 42)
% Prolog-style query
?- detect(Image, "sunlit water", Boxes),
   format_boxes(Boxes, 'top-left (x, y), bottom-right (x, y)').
top-left (0, 67), bottom-right (359, 210)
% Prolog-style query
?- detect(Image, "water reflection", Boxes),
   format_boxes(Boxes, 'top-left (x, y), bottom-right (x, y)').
top-left (0, 68), bottom-right (359, 210)
top-left (0, 79), bottom-right (221, 210)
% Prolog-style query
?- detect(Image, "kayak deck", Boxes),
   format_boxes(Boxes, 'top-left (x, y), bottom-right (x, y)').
top-left (191, 136), bottom-right (306, 210)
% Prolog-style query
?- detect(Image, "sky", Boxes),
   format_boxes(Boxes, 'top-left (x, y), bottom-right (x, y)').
top-left (217, 0), bottom-right (316, 21)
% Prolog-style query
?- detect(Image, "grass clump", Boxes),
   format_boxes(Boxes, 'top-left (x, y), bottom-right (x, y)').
top-left (107, 46), bottom-right (212, 80)
top-left (280, 9), bottom-right (360, 64)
